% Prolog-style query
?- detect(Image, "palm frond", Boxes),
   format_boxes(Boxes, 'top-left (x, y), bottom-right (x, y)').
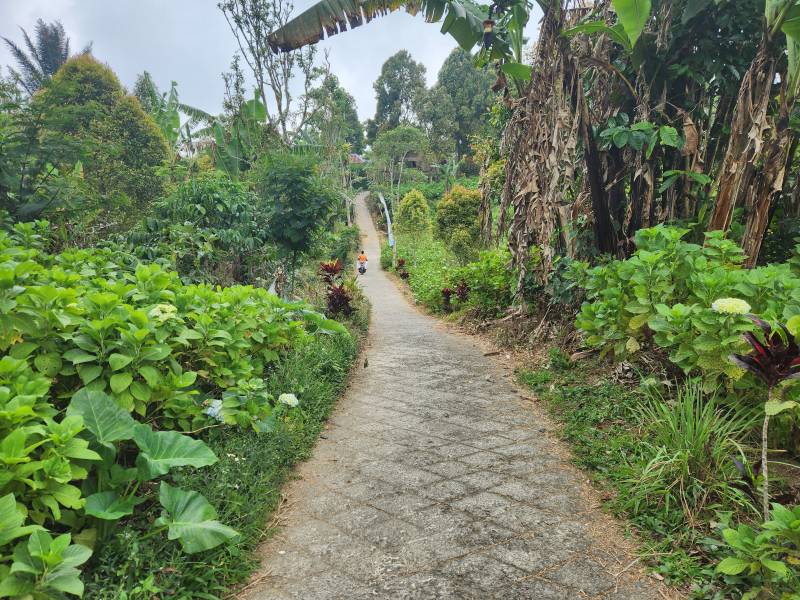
top-left (178, 102), bottom-right (217, 127)
top-left (267, 0), bottom-right (483, 54)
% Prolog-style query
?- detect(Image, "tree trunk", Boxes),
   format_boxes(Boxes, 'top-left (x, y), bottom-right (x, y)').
top-left (708, 41), bottom-right (776, 234)
top-left (740, 113), bottom-right (793, 266)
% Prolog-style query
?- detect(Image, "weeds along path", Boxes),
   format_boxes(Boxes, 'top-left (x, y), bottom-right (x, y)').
top-left (240, 193), bottom-right (669, 600)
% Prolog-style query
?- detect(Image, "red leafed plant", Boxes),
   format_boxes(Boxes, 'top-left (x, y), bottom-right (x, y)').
top-left (396, 258), bottom-right (406, 268)
top-left (730, 315), bottom-right (800, 519)
top-left (455, 280), bottom-right (469, 302)
top-left (442, 287), bottom-right (453, 312)
top-left (326, 284), bottom-right (353, 316)
top-left (319, 260), bottom-right (344, 285)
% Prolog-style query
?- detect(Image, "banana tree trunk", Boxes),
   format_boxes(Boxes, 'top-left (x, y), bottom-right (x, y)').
top-left (708, 44), bottom-right (775, 232)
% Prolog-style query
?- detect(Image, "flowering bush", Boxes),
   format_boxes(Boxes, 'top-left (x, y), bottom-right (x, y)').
top-left (571, 226), bottom-right (800, 387)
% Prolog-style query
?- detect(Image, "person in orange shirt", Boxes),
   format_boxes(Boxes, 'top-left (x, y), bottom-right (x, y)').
top-left (357, 250), bottom-right (368, 274)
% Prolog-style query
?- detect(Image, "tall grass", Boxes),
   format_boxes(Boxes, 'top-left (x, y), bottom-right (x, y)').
top-left (621, 381), bottom-right (759, 529)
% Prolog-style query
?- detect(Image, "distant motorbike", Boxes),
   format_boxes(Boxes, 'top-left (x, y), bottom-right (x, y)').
top-left (358, 264), bottom-right (366, 275)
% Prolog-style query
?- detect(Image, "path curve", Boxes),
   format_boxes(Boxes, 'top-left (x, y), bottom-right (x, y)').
top-left (240, 194), bottom-right (664, 600)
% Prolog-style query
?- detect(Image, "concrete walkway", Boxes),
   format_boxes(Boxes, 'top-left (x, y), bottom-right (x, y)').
top-left (241, 194), bottom-right (664, 600)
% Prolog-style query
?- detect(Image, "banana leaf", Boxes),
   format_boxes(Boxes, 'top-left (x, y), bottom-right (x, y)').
top-left (268, 0), bottom-right (484, 53)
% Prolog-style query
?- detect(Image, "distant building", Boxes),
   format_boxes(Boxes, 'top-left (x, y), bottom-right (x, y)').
top-left (348, 153), bottom-right (366, 164)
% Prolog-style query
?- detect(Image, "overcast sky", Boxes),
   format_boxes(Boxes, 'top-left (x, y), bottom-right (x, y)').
top-left (0, 0), bottom-right (541, 122)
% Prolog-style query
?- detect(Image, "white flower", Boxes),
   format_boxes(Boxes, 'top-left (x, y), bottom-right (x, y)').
top-left (279, 393), bottom-right (299, 407)
top-left (204, 399), bottom-right (224, 422)
top-left (711, 298), bottom-right (751, 315)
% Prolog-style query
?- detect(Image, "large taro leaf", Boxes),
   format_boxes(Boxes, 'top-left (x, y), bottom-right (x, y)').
top-left (83, 491), bottom-right (139, 521)
top-left (154, 482), bottom-right (238, 554)
top-left (268, 0), bottom-right (482, 53)
top-left (133, 424), bottom-right (217, 480)
top-left (0, 493), bottom-right (42, 547)
top-left (66, 389), bottom-right (137, 448)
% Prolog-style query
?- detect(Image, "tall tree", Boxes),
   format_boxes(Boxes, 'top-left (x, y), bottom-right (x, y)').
top-left (2, 19), bottom-right (91, 95)
top-left (367, 51), bottom-right (426, 143)
top-left (218, 0), bottom-right (318, 143)
top-left (304, 73), bottom-right (364, 153)
top-left (434, 48), bottom-right (495, 156)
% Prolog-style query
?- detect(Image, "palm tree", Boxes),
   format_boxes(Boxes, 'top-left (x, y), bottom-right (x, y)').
top-left (2, 19), bottom-right (92, 95)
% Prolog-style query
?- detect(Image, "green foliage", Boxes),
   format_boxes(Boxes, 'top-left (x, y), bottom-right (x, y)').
top-left (435, 184), bottom-right (481, 258)
top-left (83, 321), bottom-right (364, 597)
top-left (130, 172), bottom-right (272, 284)
top-left (395, 189), bottom-right (431, 233)
top-left (391, 233), bottom-right (460, 309)
top-left (366, 50), bottom-right (426, 143)
top-left (715, 504), bottom-right (800, 598)
top-left (572, 225), bottom-right (800, 387)
top-left (17, 55), bottom-right (170, 229)
top-left (0, 529), bottom-right (92, 598)
top-left (597, 113), bottom-right (683, 157)
top-left (452, 248), bottom-right (515, 315)
top-left (0, 218), bottom-right (349, 595)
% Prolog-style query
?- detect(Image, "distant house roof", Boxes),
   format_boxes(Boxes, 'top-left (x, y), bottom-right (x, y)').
top-left (348, 153), bottom-right (366, 164)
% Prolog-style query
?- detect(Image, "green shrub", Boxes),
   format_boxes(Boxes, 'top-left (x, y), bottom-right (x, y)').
top-left (253, 153), bottom-right (338, 281)
top-left (395, 189), bottom-right (431, 233)
top-left (130, 172), bottom-right (272, 284)
top-left (714, 504), bottom-right (800, 598)
top-left (82, 318), bottom-right (365, 597)
top-left (571, 225), bottom-right (800, 388)
top-left (393, 233), bottom-right (459, 309)
top-left (452, 248), bottom-right (515, 315)
top-left (34, 55), bottom-right (169, 210)
top-left (380, 242), bottom-right (394, 270)
top-left (435, 184), bottom-right (481, 245)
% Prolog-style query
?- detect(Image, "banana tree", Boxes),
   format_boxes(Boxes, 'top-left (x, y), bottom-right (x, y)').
top-left (709, 0), bottom-right (800, 265)
top-left (182, 90), bottom-right (272, 178)
top-left (267, 0), bottom-right (533, 82)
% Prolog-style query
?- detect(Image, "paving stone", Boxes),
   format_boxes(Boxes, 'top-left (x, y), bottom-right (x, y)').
top-left (546, 558), bottom-right (617, 596)
top-left (437, 553), bottom-right (526, 593)
top-left (239, 196), bottom-right (662, 600)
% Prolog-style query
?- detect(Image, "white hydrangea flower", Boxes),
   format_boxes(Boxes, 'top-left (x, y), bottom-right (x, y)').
top-left (204, 399), bottom-right (224, 422)
top-left (711, 298), bottom-right (751, 315)
top-left (279, 393), bottom-right (299, 407)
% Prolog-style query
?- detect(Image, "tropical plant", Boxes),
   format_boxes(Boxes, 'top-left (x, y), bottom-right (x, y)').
top-left (436, 184), bottom-right (482, 255)
top-left (254, 152), bottom-right (337, 288)
top-left (716, 503), bottom-right (800, 598)
top-left (2, 19), bottom-right (92, 95)
top-left (32, 55), bottom-right (169, 214)
top-left (451, 248), bottom-right (515, 315)
top-left (730, 316), bottom-right (800, 520)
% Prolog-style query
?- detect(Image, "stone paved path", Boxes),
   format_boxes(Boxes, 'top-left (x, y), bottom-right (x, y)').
top-left (240, 194), bottom-right (667, 600)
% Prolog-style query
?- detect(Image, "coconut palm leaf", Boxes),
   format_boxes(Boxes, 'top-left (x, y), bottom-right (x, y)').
top-left (267, 0), bottom-right (484, 54)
